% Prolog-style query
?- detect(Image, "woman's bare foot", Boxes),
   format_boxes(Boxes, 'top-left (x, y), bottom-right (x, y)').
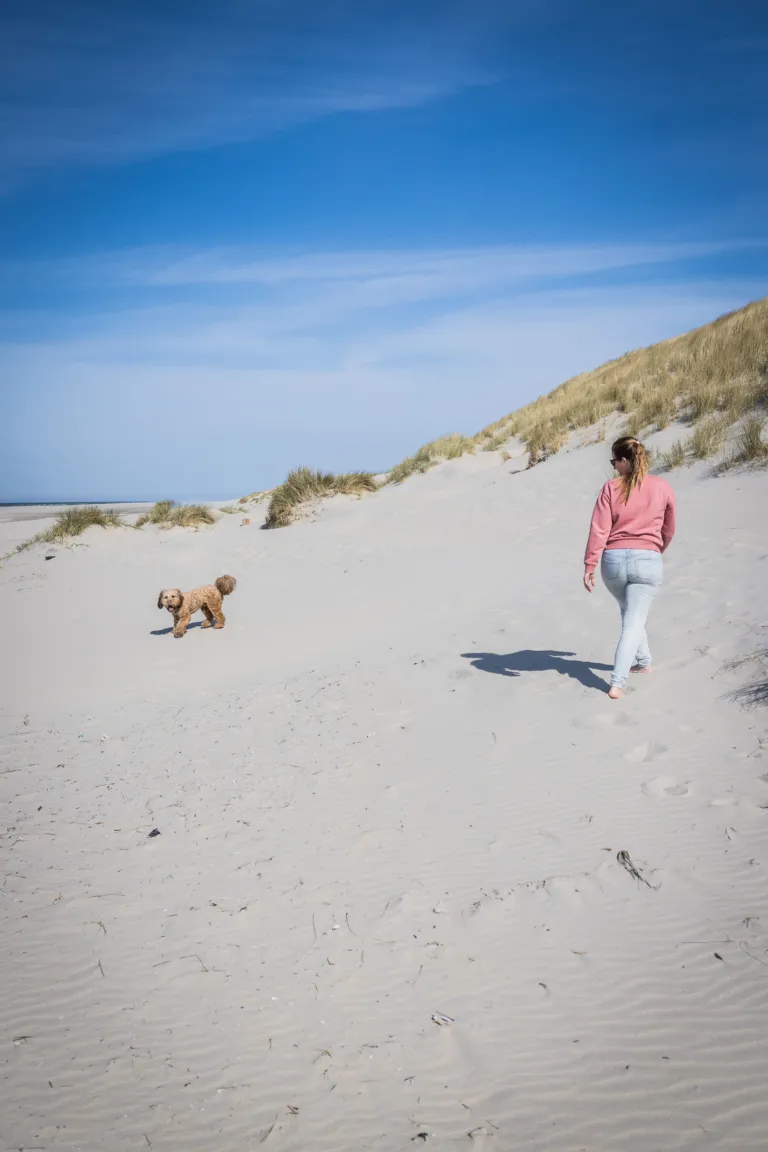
top-left (608, 685), bottom-right (624, 699)
top-left (630, 664), bottom-right (652, 674)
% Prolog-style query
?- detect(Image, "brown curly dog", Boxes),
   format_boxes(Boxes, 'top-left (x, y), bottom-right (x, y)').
top-left (157, 575), bottom-right (237, 638)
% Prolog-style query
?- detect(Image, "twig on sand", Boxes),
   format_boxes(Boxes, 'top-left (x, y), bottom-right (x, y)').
top-left (259, 1114), bottom-right (279, 1143)
top-left (739, 943), bottom-right (768, 967)
top-left (616, 850), bottom-right (659, 889)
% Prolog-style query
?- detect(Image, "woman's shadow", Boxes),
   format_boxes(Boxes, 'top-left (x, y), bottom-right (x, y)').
top-left (461, 649), bottom-right (612, 693)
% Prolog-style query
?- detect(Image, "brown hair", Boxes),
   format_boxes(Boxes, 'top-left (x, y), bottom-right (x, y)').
top-left (612, 436), bottom-right (649, 503)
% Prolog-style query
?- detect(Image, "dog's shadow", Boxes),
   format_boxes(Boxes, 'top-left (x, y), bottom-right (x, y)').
top-left (150, 622), bottom-right (203, 636)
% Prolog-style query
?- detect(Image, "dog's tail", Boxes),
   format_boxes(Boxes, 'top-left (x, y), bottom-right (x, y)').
top-left (215, 575), bottom-right (237, 597)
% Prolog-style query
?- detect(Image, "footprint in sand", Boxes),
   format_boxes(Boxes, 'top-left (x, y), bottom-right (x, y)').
top-left (625, 740), bottom-right (668, 763)
top-left (642, 775), bottom-right (692, 798)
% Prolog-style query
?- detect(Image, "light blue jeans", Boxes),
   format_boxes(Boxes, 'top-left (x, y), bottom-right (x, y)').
top-left (601, 549), bottom-right (663, 687)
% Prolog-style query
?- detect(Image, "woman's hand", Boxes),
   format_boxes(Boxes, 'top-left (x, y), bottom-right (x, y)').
top-left (583, 567), bottom-right (596, 592)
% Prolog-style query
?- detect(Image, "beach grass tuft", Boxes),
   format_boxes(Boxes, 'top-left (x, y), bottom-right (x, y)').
top-left (265, 467), bottom-right (377, 528)
top-left (387, 434), bottom-right (475, 482)
top-left (657, 440), bottom-right (687, 471)
top-left (135, 500), bottom-right (214, 528)
top-left (14, 505), bottom-right (124, 554)
top-left (689, 414), bottom-right (731, 460)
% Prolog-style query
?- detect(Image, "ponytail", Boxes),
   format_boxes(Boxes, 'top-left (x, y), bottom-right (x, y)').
top-left (612, 436), bottom-right (649, 504)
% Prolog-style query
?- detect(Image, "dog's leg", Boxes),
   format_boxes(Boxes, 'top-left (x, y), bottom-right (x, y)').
top-left (173, 612), bottom-right (191, 638)
top-left (201, 604), bottom-right (215, 629)
top-left (211, 592), bottom-right (225, 629)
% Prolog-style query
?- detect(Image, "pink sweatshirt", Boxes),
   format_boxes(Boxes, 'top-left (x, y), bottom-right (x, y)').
top-left (584, 474), bottom-right (676, 571)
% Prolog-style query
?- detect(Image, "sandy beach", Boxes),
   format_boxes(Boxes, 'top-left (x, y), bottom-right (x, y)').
top-left (1, 431), bottom-right (767, 1151)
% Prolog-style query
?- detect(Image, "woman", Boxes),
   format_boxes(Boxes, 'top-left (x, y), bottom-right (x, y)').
top-left (584, 436), bottom-right (676, 699)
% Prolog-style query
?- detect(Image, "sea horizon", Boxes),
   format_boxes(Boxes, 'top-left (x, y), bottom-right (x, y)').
top-left (0, 498), bottom-right (231, 508)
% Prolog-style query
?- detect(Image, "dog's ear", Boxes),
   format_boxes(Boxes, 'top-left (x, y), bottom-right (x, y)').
top-left (157, 590), bottom-right (165, 609)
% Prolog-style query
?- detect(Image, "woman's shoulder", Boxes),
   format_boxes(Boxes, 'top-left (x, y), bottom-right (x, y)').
top-left (646, 473), bottom-right (674, 495)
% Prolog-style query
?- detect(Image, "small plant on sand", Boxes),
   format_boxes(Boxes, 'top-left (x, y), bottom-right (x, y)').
top-left (719, 415), bottom-right (768, 470)
top-left (265, 467), bottom-right (377, 528)
top-left (15, 506), bottom-right (123, 553)
top-left (166, 504), bottom-right (216, 527)
top-left (689, 414), bottom-right (730, 460)
top-left (723, 647), bottom-right (768, 709)
top-left (52, 506), bottom-right (123, 535)
top-left (387, 448), bottom-right (436, 484)
top-left (135, 499), bottom-right (175, 527)
top-left (657, 440), bottom-right (687, 471)
top-left (238, 491), bottom-right (270, 504)
top-left (735, 415), bottom-right (768, 462)
top-left (388, 434), bottom-right (475, 483)
top-left (525, 422), bottom-right (567, 466)
top-left (427, 434), bottom-right (476, 460)
top-left (482, 429), bottom-right (513, 452)
top-left (135, 500), bottom-right (214, 528)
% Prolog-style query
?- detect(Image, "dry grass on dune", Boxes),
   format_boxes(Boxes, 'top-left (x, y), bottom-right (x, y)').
top-left (135, 500), bottom-right (215, 528)
top-left (387, 434), bottom-right (475, 484)
top-left (734, 414), bottom-right (768, 463)
top-left (715, 414), bottom-right (768, 474)
top-left (656, 439), bottom-right (687, 472)
top-left (255, 297), bottom-right (767, 528)
top-left (238, 491), bottom-right (271, 505)
top-left (688, 413), bottom-right (731, 461)
top-left (265, 468), bottom-right (378, 528)
top-left (505, 297), bottom-right (768, 467)
top-left (724, 647), bottom-right (768, 710)
top-left (13, 506), bottom-right (123, 555)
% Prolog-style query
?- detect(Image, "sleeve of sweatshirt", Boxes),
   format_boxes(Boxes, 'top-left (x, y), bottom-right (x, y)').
top-left (584, 482), bottom-right (613, 570)
top-left (661, 485), bottom-right (676, 552)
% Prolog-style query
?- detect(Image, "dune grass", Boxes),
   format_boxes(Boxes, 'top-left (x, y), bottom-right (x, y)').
top-left (13, 506), bottom-right (123, 555)
top-left (657, 439), bottom-right (687, 471)
top-left (387, 448), bottom-right (436, 484)
top-left (135, 500), bottom-right (215, 528)
top-left (688, 413), bottom-right (731, 460)
top-left (231, 299), bottom-right (768, 526)
top-left (723, 647), bottom-right (768, 710)
top-left (387, 433), bottom-right (475, 483)
top-left (265, 468), bottom-right (378, 528)
top-left (498, 297), bottom-right (768, 466)
top-left (135, 499), bottom-right (174, 527)
top-left (734, 415), bottom-right (768, 462)
top-left (716, 415), bottom-right (768, 473)
top-left (238, 491), bottom-right (271, 504)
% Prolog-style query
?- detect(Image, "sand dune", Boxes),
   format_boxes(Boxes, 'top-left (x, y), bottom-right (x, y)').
top-left (1, 430), bottom-right (767, 1150)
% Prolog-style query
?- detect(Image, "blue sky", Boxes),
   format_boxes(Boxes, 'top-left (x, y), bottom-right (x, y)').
top-left (1, 1), bottom-right (767, 501)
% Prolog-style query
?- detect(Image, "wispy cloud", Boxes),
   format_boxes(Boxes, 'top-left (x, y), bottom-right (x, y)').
top-left (0, 1), bottom-right (511, 178)
top-left (1, 238), bottom-right (762, 357)
top-left (3, 236), bottom-right (764, 499)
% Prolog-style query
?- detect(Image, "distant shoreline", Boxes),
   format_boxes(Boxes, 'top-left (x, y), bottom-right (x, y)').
top-left (0, 501), bottom-right (152, 509)
top-left (0, 499), bottom-right (230, 525)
